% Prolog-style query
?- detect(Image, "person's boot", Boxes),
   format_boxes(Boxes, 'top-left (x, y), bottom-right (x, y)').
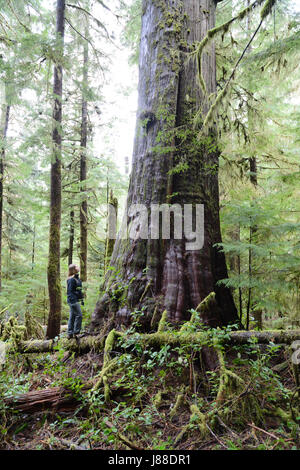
top-left (68, 333), bottom-right (74, 340)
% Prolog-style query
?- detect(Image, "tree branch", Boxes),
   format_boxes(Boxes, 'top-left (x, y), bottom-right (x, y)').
top-left (66, 3), bottom-right (111, 40)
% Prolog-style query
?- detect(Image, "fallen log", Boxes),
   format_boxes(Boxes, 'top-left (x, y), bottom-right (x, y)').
top-left (6, 334), bottom-right (105, 354)
top-left (4, 387), bottom-right (82, 413)
top-left (229, 330), bottom-right (300, 345)
top-left (4, 329), bottom-right (300, 355)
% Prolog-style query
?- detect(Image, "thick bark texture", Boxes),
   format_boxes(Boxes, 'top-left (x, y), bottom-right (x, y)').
top-left (79, 35), bottom-right (88, 282)
top-left (0, 103), bottom-right (10, 291)
top-left (91, 0), bottom-right (238, 330)
top-left (46, 0), bottom-right (65, 339)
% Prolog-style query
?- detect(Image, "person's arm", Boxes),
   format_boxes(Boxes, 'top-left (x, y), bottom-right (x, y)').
top-left (76, 279), bottom-right (84, 302)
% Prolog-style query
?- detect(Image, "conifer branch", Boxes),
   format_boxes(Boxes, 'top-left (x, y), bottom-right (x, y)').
top-left (196, 0), bottom-right (278, 132)
top-left (66, 3), bottom-right (110, 40)
top-left (7, 0), bottom-right (31, 33)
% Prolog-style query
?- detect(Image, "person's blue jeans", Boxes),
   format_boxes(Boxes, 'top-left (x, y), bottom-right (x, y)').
top-left (68, 302), bottom-right (82, 335)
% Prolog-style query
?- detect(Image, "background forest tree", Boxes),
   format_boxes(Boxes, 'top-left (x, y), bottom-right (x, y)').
top-left (0, 0), bottom-right (129, 333)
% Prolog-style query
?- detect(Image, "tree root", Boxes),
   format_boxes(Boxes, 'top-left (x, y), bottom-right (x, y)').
top-left (157, 310), bottom-right (168, 333)
top-left (104, 420), bottom-right (145, 450)
top-left (216, 349), bottom-right (244, 404)
top-left (180, 292), bottom-right (217, 333)
top-left (91, 329), bottom-right (122, 402)
top-left (139, 280), bottom-right (152, 304)
top-left (174, 403), bottom-right (207, 445)
top-left (153, 390), bottom-right (162, 408)
top-left (170, 389), bottom-right (186, 421)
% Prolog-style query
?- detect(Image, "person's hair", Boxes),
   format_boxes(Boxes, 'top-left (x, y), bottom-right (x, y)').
top-left (68, 264), bottom-right (77, 278)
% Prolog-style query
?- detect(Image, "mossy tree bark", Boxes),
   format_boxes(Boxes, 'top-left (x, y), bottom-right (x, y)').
top-left (46, 0), bottom-right (65, 339)
top-left (91, 0), bottom-right (238, 331)
top-left (0, 100), bottom-right (10, 292)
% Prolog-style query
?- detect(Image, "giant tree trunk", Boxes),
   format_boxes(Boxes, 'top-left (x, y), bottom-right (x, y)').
top-left (91, 0), bottom-right (238, 331)
top-left (46, 0), bottom-right (65, 339)
top-left (0, 102), bottom-right (10, 291)
top-left (79, 33), bottom-right (88, 282)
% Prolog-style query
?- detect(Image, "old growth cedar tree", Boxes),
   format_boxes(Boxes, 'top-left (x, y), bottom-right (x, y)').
top-left (91, 0), bottom-right (238, 331)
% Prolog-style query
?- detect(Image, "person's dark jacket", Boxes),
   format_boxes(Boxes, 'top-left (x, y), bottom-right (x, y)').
top-left (67, 274), bottom-right (84, 305)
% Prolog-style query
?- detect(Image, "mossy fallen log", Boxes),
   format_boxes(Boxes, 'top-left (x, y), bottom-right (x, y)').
top-left (229, 329), bottom-right (300, 345)
top-left (6, 334), bottom-right (105, 355)
top-left (4, 329), bottom-right (300, 355)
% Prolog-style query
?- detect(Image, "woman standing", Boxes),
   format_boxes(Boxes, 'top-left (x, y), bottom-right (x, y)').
top-left (67, 264), bottom-right (84, 339)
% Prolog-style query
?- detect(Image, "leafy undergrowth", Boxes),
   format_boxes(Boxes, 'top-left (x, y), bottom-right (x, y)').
top-left (0, 325), bottom-right (299, 450)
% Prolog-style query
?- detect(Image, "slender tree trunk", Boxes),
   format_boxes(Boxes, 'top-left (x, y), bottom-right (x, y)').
top-left (229, 225), bottom-right (243, 321)
top-left (68, 209), bottom-right (74, 266)
top-left (245, 0), bottom-right (259, 330)
top-left (0, 102), bottom-right (10, 291)
top-left (31, 223), bottom-right (35, 270)
top-left (79, 34), bottom-right (88, 282)
top-left (46, 0), bottom-right (65, 339)
top-left (247, 0), bottom-right (258, 189)
top-left (238, 229), bottom-right (243, 323)
top-left (91, 0), bottom-right (238, 331)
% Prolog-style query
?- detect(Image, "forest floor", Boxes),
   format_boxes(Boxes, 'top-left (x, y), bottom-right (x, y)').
top-left (0, 326), bottom-right (299, 451)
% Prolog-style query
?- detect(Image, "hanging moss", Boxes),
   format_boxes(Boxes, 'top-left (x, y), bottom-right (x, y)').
top-left (261, 0), bottom-right (277, 19)
top-left (199, 86), bottom-right (228, 130)
top-left (194, 0), bottom-right (276, 133)
top-left (196, 37), bottom-right (209, 93)
top-left (194, 0), bottom-right (266, 94)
